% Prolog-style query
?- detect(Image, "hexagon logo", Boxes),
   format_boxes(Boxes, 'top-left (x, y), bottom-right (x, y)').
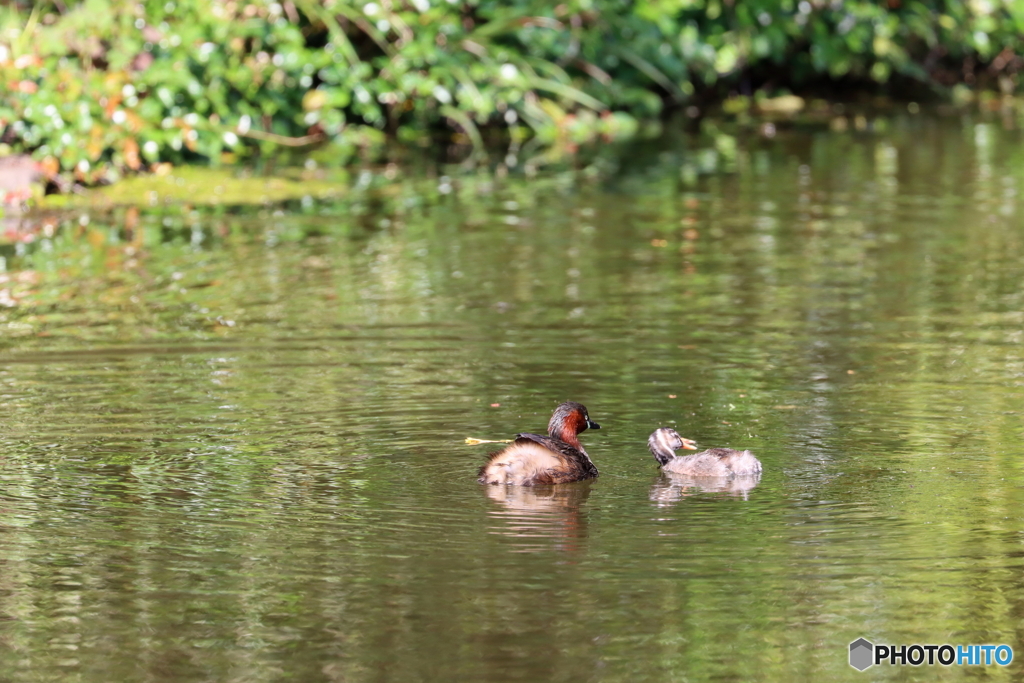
top-left (849, 638), bottom-right (874, 671)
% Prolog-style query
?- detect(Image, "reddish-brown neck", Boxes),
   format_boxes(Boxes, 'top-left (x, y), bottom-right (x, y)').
top-left (549, 410), bottom-right (586, 447)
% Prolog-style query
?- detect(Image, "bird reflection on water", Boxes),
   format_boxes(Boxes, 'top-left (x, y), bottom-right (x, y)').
top-left (649, 472), bottom-right (762, 506)
top-left (483, 482), bottom-right (593, 552)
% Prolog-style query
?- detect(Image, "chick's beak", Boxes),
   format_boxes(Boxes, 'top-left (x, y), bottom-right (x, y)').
top-left (680, 438), bottom-right (698, 450)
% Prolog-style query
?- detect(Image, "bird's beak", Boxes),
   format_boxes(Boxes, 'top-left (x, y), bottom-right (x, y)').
top-left (680, 438), bottom-right (698, 450)
top-left (587, 419), bottom-right (601, 430)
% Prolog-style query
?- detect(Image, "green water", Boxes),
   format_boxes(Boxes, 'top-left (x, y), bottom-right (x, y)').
top-left (3, 113), bottom-right (1024, 681)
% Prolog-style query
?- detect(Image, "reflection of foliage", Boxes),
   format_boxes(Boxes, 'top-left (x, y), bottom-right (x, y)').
top-left (0, 0), bottom-right (1021, 181)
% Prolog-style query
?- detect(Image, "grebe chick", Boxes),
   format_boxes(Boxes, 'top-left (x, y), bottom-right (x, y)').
top-left (647, 428), bottom-right (762, 477)
top-left (478, 402), bottom-right (601, 485)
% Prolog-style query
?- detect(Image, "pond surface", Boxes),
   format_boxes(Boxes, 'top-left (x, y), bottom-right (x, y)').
top-left (3, 113), bottom-right (1024, 682)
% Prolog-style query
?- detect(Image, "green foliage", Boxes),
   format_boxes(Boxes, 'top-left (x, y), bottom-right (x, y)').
top-left (0, 0), bottom-right (1020, 181)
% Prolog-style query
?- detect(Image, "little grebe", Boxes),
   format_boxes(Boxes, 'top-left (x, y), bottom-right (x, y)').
top-left (647, 427), bottom-right (762, 477)
top-left (478, 401), bottom-right (601, 485)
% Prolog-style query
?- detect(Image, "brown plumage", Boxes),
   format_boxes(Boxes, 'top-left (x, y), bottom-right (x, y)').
top-left (647, 427), bottom-right (762, 477)
top-left (478, 402), bottom-right (601, 485)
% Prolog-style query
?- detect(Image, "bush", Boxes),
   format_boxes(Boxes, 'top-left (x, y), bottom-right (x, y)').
top-left (0, 0), bottom-right (1020, 182)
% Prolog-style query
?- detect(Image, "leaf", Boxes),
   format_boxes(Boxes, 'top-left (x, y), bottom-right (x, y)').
top-left (526, 75), bottom-right (608, 111)
top-left (612, 47), bottom-right (686, 101)
top-left (329, 3), bottom-right (395, 57)
top-left (467, 14), bottom-right (562, 41)
top-left (440, 105), bottom-right (484, 152)
top-left (292, 0), bottom-right (361, 68)
top-left (122, 138), bottom-right (141, 170)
